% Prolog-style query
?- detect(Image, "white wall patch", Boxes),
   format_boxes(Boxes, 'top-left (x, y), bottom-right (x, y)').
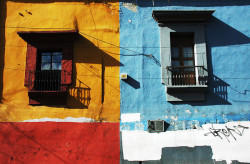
top-left (121, 113), bottom-right (140, 122)
top-left (22, 117), bottom-right (95, 122)
top-left (122, 121), bottom-right (250, 163)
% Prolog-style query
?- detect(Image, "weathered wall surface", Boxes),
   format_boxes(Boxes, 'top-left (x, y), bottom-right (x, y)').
top-left (0, 0), bottom-right (120, 163)
top-left (1, 0), bottom-right (120, 122)
top-left (119, 0), bottom-right (250, 163)
top-left (0, 122), bottom-right (120, 163)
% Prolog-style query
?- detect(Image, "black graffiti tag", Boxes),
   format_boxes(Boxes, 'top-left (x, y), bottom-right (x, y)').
top-left (204, 124), bottom-right (249, 142)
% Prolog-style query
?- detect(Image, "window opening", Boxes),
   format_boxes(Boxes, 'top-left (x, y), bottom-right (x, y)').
top-left (34, 50), bottom-right (62, 91)
top-left (170, 33), bottom-right (196, 85)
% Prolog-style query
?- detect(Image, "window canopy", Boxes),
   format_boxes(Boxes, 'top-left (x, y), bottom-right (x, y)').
top-left (17, 30), bottom-right (79, 43)
top-left (152, 10), bottom-right (215, 24)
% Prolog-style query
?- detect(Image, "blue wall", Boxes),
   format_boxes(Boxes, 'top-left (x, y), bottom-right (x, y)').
top-left (119, 0), bottom-right (250, 131)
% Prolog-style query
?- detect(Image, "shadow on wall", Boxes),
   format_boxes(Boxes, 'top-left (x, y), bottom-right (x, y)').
top-left (67, 79), bottom-right (91, 109)
top-left (154, 146), bottom-right (215, 164)
top-left (205, 17), bottom-right (250, 104)
top-left (125, 0), bottom-right (250, 7)
top-left (204, 16), bottom-right (249, 106)
top-left (66, 34), bottom-right (121, 109)
top-left (122, 75), bottom-right (140, 89)
top-left (206, 17), bottom-right (250, 47)
top-left (0, 1), bottom-right (6, 103)
top-left (120, 132), bottom-right (245, 164)
top-left (120, 144), bottom-right (228, 164)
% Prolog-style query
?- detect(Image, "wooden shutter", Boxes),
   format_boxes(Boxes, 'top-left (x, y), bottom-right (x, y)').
top-left (24, 44), bottom-right (37, 91)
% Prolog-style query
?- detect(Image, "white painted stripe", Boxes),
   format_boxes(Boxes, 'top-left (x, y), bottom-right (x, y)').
top-left (122, 121), bottom-right (250, 164)
top-left (22, 117), bottom-right (95, 122)
top-left (121, 113), bottom-right (140, 122)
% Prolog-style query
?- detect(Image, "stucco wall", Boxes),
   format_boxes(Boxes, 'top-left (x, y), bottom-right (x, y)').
top-left (120, 0), bottom-right (250, 130)
top-left (1, 0), bottom-right (120, 122)
top-left (0, 1), bottom-right (121, 163)
top-left (0, 122), bottom-right (120, 163)
top-left (119, 0), bottom-right (250, 163)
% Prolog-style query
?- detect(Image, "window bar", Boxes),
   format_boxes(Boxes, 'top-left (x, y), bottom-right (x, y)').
top-left (33, 71), bottom-right (35, 91)
top-left (53, 71), bottom-right (56, 91)
top-left (38, 71), bottom-right (40, 91)
top-left (183, 70), bottom-right (186, 85)
top-left (50, 70), bottom-right (52, 91)
top-left (197, 67), bottom-right (201, 85)
top-left (49, 70), bottom-right (51, 91)
top-left (39, 71), bottom-right (42, 91)
top-left (40, 71), bottom-right (43, 91)
top-left (198, 66), bottom-right (201, 85)
top-left (188, 74), bottom-right (190, 85)
top-left (42, 71), bottom-right (45, 91)
top-left (195, 66), bottom-right (198, 86)
top-left (201, 67), bottom-right (204, 85)
top-left (202, 66), bottom-right (205, 85)
top-left (179, 72), bottom-right (181, 86)
top-left (56, 71), bottom-right (58, 91)
top-left (45, 71), bottom-right (47, 91)
top-left (51, 71), bottom-right (53, 91)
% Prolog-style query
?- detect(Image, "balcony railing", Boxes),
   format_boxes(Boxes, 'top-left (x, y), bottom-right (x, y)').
top-left (27, 70), bottom-right (65, 91)
top-left (166, 66), bottom-right (208, 86)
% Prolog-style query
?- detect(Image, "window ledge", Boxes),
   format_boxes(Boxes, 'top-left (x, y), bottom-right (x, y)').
top-left (167, 85), bottom-right (208, 88)
top-left (166, 85), bottom-right (207, 102)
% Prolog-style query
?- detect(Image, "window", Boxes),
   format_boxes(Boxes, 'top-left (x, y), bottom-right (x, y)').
top-left (18, 31), bottom-right (79, 105)
top-left (170, 33), bottom-right (196, 85)
top-left (34, 50), bottom-right (62, 92)
top-left (152, 10), bottom-right (215, 101)
top-left (39, 51), bottom-right (62, 71)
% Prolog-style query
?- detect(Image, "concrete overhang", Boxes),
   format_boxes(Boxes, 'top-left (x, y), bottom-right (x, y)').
top-left (152, 10), bottom-right (215, 24)
top-left (17, 30), bottom-right (79, 43)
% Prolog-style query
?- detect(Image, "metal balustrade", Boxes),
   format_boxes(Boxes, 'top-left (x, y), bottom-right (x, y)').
top-left (27, 70), bottom-right (63, 91)
top-left (166, 66), bottom-right (207, 86)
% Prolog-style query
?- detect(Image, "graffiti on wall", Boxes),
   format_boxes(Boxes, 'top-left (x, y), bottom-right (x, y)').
top-left (204, 124), bottom-right (249, 142)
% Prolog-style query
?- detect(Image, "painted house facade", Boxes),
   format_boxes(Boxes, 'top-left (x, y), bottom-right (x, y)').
top-left (119, 0), bottom-right (250, 163)
top-left (0, 0), bottom-right (120, 163)
top-left (0, 0), bottom-right (250, 163)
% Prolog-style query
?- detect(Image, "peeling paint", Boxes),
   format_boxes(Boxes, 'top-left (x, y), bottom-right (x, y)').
top-left (122, 3), bottom-right (137, 12)
top-left (170, 116), bottom-right (178, 121)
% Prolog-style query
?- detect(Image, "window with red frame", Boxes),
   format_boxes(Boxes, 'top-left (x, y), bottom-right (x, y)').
top-left (18, 30), bottom-right (78, 105)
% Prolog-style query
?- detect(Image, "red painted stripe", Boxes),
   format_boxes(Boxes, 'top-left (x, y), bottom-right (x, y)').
top-left (0, 122), bottom-right (120, 164)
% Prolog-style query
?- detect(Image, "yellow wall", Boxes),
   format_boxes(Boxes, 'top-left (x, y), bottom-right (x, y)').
top-left (0, 1), bottom-right (120, 122)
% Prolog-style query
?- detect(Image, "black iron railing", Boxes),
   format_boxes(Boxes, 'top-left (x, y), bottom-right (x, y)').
top-left (27, 70), bottom-right (63, 91)
top-left (166, 66), bottom-right (207, 86)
